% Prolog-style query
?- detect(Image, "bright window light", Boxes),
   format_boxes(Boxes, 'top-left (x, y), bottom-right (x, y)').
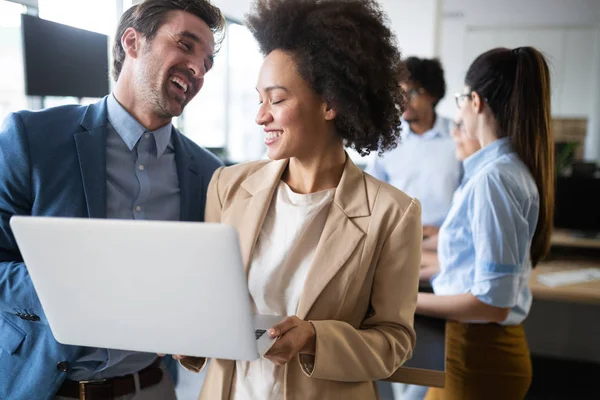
top-left (0, 1), bottom-right (26, 28)
top-left (38, 0), bottom-right (117, 35)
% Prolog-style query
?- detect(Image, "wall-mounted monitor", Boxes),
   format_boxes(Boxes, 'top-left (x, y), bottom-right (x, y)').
top-left (21, 14), bottom-right (110, 98)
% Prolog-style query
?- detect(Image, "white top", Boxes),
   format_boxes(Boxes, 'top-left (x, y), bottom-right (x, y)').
top-left (365, 115), bottom-right (462, 226)
top-left (232, 180), bottom-right (335, 400)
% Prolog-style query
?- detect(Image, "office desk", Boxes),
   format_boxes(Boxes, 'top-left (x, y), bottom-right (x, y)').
top-left (550, 229), bottom-right (600, 250)
top-left (532, 230), bottom-right (600, 302)
top-left (525, 235), bottom-right (600, 364)
top-left (530, 257), bottom-right (600, 305)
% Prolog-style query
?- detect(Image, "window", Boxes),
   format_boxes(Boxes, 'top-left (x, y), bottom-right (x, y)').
top-left (226, 23), bottom-right (266, 162)
top-left (179, 27), bottom-right (229, 149)
top-left (38, 0), bottom-right (117, 35)
top-left (179, 21), bottom-right (265, 162)
top-left (0, 0), bottom-right (27, 122)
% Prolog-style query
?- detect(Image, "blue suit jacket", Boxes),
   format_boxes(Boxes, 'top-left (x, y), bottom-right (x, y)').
top-left (0, 98), bottom-right (223, 400)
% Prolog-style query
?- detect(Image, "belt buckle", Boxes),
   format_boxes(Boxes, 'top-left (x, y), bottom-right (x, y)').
top-left (78, 379), bottom-right (107, 400)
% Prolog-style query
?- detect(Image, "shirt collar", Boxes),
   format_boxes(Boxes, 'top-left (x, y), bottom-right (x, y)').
top-left (463, 137), bottom-right (512, 180)
top-left (403, 114), bottom-right (446, 140)
top-left (106, 94), bottom-right (173, 157)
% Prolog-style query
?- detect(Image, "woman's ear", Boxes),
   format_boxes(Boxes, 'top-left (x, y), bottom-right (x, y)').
top-left (470, 91), bottom-right (485, 114)
top-left (323, 103), bottom-right (337, 121)
top-left (121, 27), bottom-right (141, 59)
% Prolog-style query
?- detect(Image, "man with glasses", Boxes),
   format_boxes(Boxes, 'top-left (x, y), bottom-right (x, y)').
top-left (366, 57), bottom-right (462, 400)
top-left (366, 57), bottom-right (461, 240)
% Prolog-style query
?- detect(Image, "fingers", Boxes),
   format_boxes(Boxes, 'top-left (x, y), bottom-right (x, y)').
top-left (264, 323), bottom-right (307, 365)
top-left (264, 341), bottom-right (294, 366)
top-left (158, 353), bottom-right (186, 360)
top-left (268, 316), bottom-right (299, 338)
top-left (265, 356), bottom-right (288, 366)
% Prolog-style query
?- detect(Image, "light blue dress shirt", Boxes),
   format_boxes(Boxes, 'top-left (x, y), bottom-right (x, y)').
top-left (365, 115), bottom-right (462, 226)
top-left (432, 138), bottom-right (539, 325)
top-left (68, 94), bottom-right (181, 380)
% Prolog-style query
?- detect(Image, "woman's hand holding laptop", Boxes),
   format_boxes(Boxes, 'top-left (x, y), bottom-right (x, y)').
top-left (263, 316), bottom-right (316, 365)
top-left (161, 315), bottom-right (316, 365)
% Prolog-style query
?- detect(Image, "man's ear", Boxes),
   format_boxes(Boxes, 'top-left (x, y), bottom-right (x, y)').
top-left (121, 27), bottom-right (141, 59)
top-left (471, 91), bottom-right (485, 114)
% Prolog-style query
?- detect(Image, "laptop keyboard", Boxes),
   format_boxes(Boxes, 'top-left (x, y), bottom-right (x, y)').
top-left (255, 329), bottom-right (266, 340)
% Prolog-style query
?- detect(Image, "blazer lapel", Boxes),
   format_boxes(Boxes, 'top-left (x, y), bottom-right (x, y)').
top-left (75, 98), bottom-right (108, 219)
top-left (172, 130), bottom-right (202, 222)
top-left (296, 158), bottom-right (370, 319)
top-left (234, 160), bottom-right (288, 272)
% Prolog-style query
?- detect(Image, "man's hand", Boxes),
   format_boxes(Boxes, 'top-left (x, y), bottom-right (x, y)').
top-left (264, 316), bottom-right (316, 366)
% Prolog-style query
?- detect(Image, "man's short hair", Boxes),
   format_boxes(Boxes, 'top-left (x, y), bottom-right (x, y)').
top-left (404, 57), bottom-right (446, 106)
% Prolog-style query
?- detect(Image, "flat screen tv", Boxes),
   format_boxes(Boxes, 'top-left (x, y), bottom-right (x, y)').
top-left (21, 14), bottom-right (109, 98)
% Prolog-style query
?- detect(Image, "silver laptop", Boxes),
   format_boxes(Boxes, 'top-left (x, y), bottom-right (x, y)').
top-left (9, 216), bottom-right (284, 361)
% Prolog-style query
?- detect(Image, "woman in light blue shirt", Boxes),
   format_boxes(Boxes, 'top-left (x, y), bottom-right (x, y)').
top-left (417, 47), bottom-right (554, 400)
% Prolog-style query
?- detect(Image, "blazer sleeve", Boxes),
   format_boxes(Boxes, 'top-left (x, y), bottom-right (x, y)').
top-left (0, 113), bottom-right (48, 323)
top-left (179, 166), bottom-right (225, 373)
top-left (300, 199), bottom-right (422, 382)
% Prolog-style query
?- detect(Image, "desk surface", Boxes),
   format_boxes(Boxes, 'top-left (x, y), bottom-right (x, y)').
top-left (551, 229), bottom-right (600, 250)
top-left (530, 257), bottom-right (600, 305)
top-left (531, 231), bottom-right (600, 305)
top-left (384, 315), bottom-right (446, 388)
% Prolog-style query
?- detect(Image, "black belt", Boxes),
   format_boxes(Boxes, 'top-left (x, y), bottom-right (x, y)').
top-left (56, 358), bottom-right (163, 400)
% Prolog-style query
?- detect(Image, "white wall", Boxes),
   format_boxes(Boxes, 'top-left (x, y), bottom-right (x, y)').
top-left (438, 0), bottom-right (600, 161)
top-left (379, 0), bottom-right (440, 59)
top-left (444, 0), bottom-right (600, 27)
top-left (5, 0), bottom-right (37, 8)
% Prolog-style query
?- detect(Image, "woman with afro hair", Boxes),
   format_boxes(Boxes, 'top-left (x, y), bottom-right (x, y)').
top-left (179, 1), bottom-right (422, 398)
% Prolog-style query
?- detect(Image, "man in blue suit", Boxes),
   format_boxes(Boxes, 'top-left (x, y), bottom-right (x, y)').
top-left (0, 1), bottom-right (225, 399)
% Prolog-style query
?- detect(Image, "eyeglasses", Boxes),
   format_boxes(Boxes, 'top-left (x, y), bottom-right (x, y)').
top-left (406, 88), bottom-right (425, 102)
top-left (452, 120), bottom-right (465, 133)
top-left (454, 92), bottom-right (471, 109)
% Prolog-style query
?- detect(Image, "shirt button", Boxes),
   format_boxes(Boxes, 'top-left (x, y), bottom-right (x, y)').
top-left (144, 133), bottom-right (150, 139)
top-left (57, 361), bottom-right (69, 372)
top-left (138, 165), bottom-right (145, 171)
top-left (135, 205), bottom-right (142, 212)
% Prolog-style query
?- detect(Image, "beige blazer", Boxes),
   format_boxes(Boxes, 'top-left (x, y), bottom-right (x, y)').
top-left (181, 157), bottom-right (422, 400)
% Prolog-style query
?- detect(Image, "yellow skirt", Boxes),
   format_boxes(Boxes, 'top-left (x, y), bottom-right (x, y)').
top-left (425, 321), bottom-right (532, 400)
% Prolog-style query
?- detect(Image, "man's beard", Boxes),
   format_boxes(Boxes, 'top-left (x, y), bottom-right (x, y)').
top-left (142, 76), bottom-right (187, 120)
top-left (137, 58), bottom-right (192, 120)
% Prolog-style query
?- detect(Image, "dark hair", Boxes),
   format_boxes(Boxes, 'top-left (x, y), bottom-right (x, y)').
top-left (112, 0), bottom-right (225, 81)
top-left (466, 47), bottom-right (554, 267)
top-left (246, 0), bottom-right (406, 156)
top-left (404, 57), bottom-right (446, 107)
